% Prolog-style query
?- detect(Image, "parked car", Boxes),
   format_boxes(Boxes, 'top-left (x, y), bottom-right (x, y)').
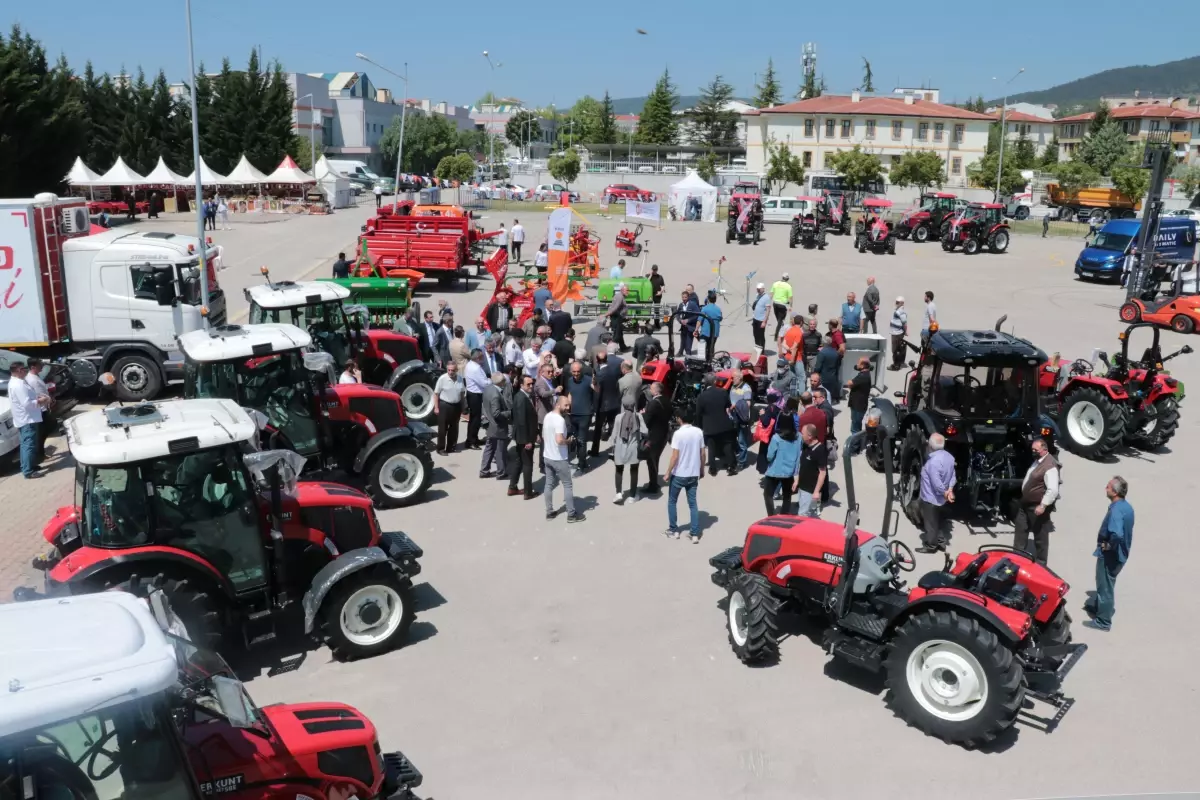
top-left (1171, 208), bottom-right (1200, 222)
top-left (0, 398), bottom-right (18, 467)
top-left (0, 349), bottom-right (80, 436)
top-left (603, 184), bottom-right (645, 202)
top-left (533, 183), bottom-right (580, 202)
top-left (762, 196), bottom-right (813, 224)
top-left (637, 166), bottom-right (654, 173)
top-left (662, 166), bottom-right (679, 174)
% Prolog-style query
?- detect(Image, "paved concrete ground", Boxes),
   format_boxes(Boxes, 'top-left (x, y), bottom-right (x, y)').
top-left (5, 206), bottom-right (1196, 798)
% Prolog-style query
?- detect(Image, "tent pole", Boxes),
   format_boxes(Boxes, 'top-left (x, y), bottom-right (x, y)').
top-left (186, 0), bottom-right (209, 328)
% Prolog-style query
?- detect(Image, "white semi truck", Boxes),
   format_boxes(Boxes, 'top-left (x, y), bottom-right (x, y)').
top-left (0, 192), bottom-right (226, 400)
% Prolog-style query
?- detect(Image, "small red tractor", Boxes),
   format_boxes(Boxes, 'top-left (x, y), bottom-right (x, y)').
top-left (726, 182), bottom-right (764, 244)
top-left (896, 192), bottom-right (961, 243)
top-left (711, 426), bottom-right (1085, 747)
top-left (942, 203), bottom-right (1011, 254)
top-left (1038, 322), bottom-right (1190, 460)
top-left (788, 196), bottom-right (827, 249)
top-left (0, 591), bottom-right (427, 800)
top-left (855, 197), bottom-right (897, 255)
top-left (615, 222), bottom-right (645, 257)
top-left (821, 190), bottom-right (853, 236)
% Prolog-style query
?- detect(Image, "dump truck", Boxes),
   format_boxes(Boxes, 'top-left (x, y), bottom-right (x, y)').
top-left (1045, 183), bottom-right (1140, 222)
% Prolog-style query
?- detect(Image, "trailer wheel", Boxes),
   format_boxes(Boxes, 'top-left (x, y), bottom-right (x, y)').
top-left (726, 572), bottom-right (781, 665)
top-left (320, 564), bottom-right (415, 661)
top-left (885, 609), bottom-right (1024, 746)
top-left (111, 353), bottom-right (162, 402)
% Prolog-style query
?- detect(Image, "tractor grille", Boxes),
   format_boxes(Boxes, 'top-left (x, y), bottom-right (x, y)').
top-left (349, 398), bottom-right (403, 432)
top-left (317, 747), bottom-right (375, 788)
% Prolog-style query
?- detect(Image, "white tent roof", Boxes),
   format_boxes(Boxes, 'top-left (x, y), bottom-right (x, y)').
top-left (265, 155), bottom-right (315, 184)
top-left (224, 154), bottom-right (271, 185)
top-left (179, 157), bottom-right (228, 186)
top-left (96, 157), bottom-right (146, 186)
top-left (64, 157), bottom-right (103, 186)
top-left (670, 170), bottom-right (716, 192)
top-left (314, 155), bottom-right (346, 180)
top-left (139, 157), bottom-right (187, 186)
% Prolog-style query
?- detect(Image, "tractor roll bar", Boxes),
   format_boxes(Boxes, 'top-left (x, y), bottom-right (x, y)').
top-left (842, 426), bottom-right (896, 540)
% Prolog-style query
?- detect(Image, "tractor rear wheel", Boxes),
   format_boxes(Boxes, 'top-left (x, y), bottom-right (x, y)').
top-left (1171, 314), bottom-right (1195, 335)
top-left (102, 574), bottom-right (222, 650)
top-left (1060, 387), bottom-right (1126, 460)
top-left (913, 225), bottom-right (930, 243)
top-left (1119, 303), bottom-right (1142, 323)
top-left (789, 222), bottom-right (799, 248)
top-left (1128, 396), bottom-right (1180, 451)
top-left (320, 564), bottom-right (415, 661)
top-left (364, 442), bottom-right (433, 507)
top-left (963, 238), bottom-right (980, 255)
top-left (885, 609), bottom-right (1024, 746)
top-left (726, 572), bottom-right (782, 664)
top-left (857, 235), bottom-right (866, 253)
top-left (898, 426), bottom-right (930, 528)
top-left (988, 230), bottom-right (1009, 253)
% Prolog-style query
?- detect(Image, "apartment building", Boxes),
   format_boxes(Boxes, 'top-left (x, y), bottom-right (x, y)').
top-left (993, 109), bottom-right (1056, 156)
top-left (743, 92), bottom-right (993, 185)
top-left (1055, 105), bottom-right (1200, 164)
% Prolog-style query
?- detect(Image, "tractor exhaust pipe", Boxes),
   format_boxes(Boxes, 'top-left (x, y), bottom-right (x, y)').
top-left (994, 314), bottom-right (1007, 333)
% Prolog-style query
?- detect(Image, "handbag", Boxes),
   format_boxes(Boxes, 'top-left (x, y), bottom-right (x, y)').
top-left (752, 417), bottom-right (775, 445)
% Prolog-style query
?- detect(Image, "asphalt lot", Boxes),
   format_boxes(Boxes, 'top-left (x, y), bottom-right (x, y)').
top-left (5, 204), bottom-right (1196, 799)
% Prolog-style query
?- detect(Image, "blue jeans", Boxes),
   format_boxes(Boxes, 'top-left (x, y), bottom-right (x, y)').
top-left (1090, 553), bottom-right (1124, 629)
top-left (667, 475), bottom-right (699, 534)
top-left (735, 423), bottom-right (751, 466)
top-left (18, 423), bottom-right (38, 477)
top-left (850, 408), bottom-right (865, 434)
top-left (795, 489), bottom-right (819, 517)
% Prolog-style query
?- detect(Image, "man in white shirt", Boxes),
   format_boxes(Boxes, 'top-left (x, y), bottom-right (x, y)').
top-left (373, 183), bottom-right (383, 208)
top-left (25, 357), bottom-right (52, 459)
top-left (523, 338), bottom-right (543, 379)
top-left (542, 395), bottom-right (583, 522)
top-left (663, 410), bottom-right (706, 541)
top-left (503, 333), bottom-right (523, 371)
top-left (1013, 438), bottom-right (1061, 565)
top-left (7, 361), bottom-right (48, 478)
top-left (463, 350), bottom-right (490, 448)
top-left (496, 223), bottom-right (509, 257)
top-left (510, 219), bottom-right (525, 263)
top-left (921, 290), bottom-right (937, 345)
top-left (609, 259), bottom-right (625, 281)
top-left (888, 296), bottom-right (909, 370)
top-left (433, 362), bottom-right (465, 455)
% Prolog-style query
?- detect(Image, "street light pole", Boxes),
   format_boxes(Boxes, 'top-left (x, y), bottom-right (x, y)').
top-left (184, 0), bottom-right (209, 327)
top-left (994, 67), bottom-right (1025, 203)
top-left (356, 53), bottom-right (407, 212)
top-left (483, 52), bottom-right (502, 177)
top-left (299, 93), bottom-right (315, 173)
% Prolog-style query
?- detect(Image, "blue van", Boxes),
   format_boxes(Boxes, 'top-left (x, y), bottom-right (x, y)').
top-left (1075, 216), bottom-right (1197, 282)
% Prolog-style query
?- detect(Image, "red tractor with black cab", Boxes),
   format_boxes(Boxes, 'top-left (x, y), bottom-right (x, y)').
top-left (1038, 322), bottom-right (1189, 459)
top-left (710, 425), bottom-right (1085, 746)
top-left (896, 192), bottom-right (961, 242)
top-left (179, 324), bottom-right (434, 508)
top-left (855, 197), bottom-right (897, 254)
top-left (23, 399), bottom-right (426, 661)
top-left (942, 203), bottom-right (1011, 254)
top-left (788, 196), bottom-right (827, 249)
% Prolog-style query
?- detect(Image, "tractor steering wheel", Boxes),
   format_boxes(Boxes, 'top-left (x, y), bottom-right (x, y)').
top-left (953, 374), bottom-right (982, 391)
top-left (1069, 358), bottom-right (1093, 376)
top-left (711, 351), bottom-right (734, 370)
top-left (83, 728), bottom-right (122, 781)
top-left (888, 540), bottom-right (916, 573)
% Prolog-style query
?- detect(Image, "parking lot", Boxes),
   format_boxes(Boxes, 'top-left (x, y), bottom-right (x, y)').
top-left (4, 204), bottom-right (1196, 799)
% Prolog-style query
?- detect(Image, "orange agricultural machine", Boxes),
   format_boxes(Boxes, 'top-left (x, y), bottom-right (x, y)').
top-left (359, 203), bottom-right (502, 287)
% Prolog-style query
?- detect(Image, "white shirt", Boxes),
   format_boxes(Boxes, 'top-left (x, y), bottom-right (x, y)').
top-left (504, 338), bottom-right (522, 365)
top-left (1022, 454), bottom-right (1061, 507)
top-left (610, 265), bottom-right (623, 280)
top-left (890, 307), bottom-right (908, 335)
top-left (923, 301), bottom-right (937, 331)
top-left (434, 373), bottom-right (465, 403)
top-left (464, 361), bottom-right (488, 394)
top-left (497, 228), bottom-right (508, 246)
top-left (338, 371), bottom-right (360, 384)
top-left (534, 250), bottom-right (548, 267)
top-left (511, 224), bottom-right (525, 243)
top-left (542, 411), bottom-right (569, 461)
top-left (374, 185), bottom-right (382, 196)
top-left (8, 379), bottom-right (41, 427)
top-left (522, 347), bottom-right (541, 378)
top-left (669, 424), bottom-right (705, 478)
top-left (25, 372), bottom-right (49, 398)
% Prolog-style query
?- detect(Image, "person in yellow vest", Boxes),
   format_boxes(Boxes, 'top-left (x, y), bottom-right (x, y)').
top-left (770, 273), bottom-right (793, 340)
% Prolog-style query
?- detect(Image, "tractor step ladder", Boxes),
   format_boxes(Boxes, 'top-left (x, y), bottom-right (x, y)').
top-left (242, 592), bottom-right (280, 648)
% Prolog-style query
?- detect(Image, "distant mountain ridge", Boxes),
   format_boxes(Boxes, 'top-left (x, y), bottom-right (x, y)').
top-left (609, 95), bottom-right (747, 115)
top-left (999, 55), bottom-right (1200, 112)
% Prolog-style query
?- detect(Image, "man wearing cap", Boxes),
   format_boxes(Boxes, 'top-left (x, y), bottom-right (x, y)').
top-left (889, 297), bottom-right (909, 370)
top-left (606, 282), bottom-right (629, 352)
top-left (750, 282), bottom-right (770, 354)
top-left (770, 273), bottom-right (793, 340)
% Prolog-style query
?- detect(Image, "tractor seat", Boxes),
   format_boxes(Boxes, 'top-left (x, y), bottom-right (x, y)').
top-left (917, 571), bottom-right (959, 591)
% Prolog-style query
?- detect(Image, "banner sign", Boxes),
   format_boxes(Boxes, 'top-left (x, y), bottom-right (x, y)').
top-left (547, 208), bottom-right (572, 252)
top-left (0, 205), bottom-right (49, 345)
top-left (626, 200), bottom-right (660, 225)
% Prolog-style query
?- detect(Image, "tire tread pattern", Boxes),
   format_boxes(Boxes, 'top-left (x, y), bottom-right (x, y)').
top-left (728, 572), bottom-right (782, 665)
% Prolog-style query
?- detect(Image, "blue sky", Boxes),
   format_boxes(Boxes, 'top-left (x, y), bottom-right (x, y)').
top-left (10, 3), bottom-right (1197, 108)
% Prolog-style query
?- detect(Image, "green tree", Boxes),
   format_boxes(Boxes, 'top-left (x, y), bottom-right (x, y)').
top-left (288, 133), bottom-right (323, 173)
top-left (435, 153), bottom-right (477, 184)
top-left (860, 58), bottom-right (874, 93)
top-left (1090, 101), bottom-right (1110, 135)
top-left (381, 113), bottom-right (458, 175)
top-left (79, 62), bottom-right (120, 170)
top-left (825, 145), bottom-right (882, 190)
top-left (636, 68), bottom-right (679, 145)
top-left (115, 68), bottom-right (155, 174)
top-left (752, 58), bottom-right (782, 108)
top-left (762, 137), bottom-right (805, 194)
top-left (1173, 163), bottom-right (1200, 197)
top-left (690, 74), bottom-right (738, 148)
top-left (505, 109), bottom-right (542, 150)
top-left (596, 91), bottom-right (618, 145)
top-left (694, 151), bottom-right (719, 183)
top-left (889, 150), bottom-right (946, 194)
top-left (1040, 135), bottom-right (1060, 169)
top-left (1052, 160), bottom-right (1101, 193)
top-left (797, 66), bottom-right (822, 100)
top-left (986, 122), bottom-right (1002, 155)
top-left (1080, 120), bottom-right (1131, 175)
top-left (1010, 130), bottom-right (1037, 171)
top-left (561, 95), bottom-right (601, 146)
top-left (967, 150), bottom-right (1025, 194)
top-left (1111, 144), bottom-right (1151, 206)
top-left (455, 128), bottom-right (491, 158)
top-left (548, 148), bottom-right (581, 186)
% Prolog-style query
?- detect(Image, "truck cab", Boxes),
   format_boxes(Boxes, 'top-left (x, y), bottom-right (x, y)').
top-left (1075, 216), bottom-right (1198, 283)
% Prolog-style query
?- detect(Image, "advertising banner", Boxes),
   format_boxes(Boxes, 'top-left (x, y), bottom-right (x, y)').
top-left (0, 204), bottom-right (48, 346)
top-left (625, 200), bottom-right (660, 226)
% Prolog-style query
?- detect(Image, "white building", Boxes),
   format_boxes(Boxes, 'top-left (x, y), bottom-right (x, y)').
top-left (993, 109), bottom-right (1056, 157)
top-left (1055, 105), bottom-right (1200, 164)
top-left (743, 92), bottom-right (994, 186)
top-left (677, 99), bottom-right (754, 146)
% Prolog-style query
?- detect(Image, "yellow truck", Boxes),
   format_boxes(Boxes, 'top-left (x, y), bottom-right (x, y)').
top-left (1045, 183), bottom-right (1140, 221)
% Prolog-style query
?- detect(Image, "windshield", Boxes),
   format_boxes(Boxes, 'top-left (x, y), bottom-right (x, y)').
top-left (931, 363), bottom-right (1038, 418)
top-left (249, 301), bottom-right (351, 365)
top-left (1090, 231), bottom-right (1133, 253)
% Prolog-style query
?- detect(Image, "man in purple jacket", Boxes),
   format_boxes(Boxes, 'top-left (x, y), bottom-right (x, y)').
top-left (916, 433), bottom-right (956, 553)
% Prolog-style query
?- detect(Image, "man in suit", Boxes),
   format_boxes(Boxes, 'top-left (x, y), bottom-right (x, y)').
top-left (480, 372), bottom-right (510, 478)
top-left (547, 300), bottom-right (572, 342)
top-left (632, 324), bottom-right (663, 369)
top-left (481, 336), bottom-right (505, 378)
top-left (552, 328), bottom-right (576, 370)
top-left (695, 374), bottom-right (737, 476)
top-left (508, 373), bottom-right (540, 498)
top-left (641, 381), bottom-right (671, 494)
top-left (590, 352), bottom-right (623, 458)
top-left (485, 290), bottom-right (515, 333)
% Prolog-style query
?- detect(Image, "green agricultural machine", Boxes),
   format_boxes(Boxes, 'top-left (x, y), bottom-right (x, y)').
top-left (572, 277), bottom-right (669, 324)
top-left (317, 275), bottom-right (418, 328)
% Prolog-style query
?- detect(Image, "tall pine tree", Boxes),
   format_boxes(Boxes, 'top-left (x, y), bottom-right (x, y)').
top-left (636, 68), bottom-right (679, 145)
top-left (596, 91), bottom-right (618, 144)
top-left (752, 58), bottom-right (781, 108)
top-left (691, 75), bottom-right (738, 148)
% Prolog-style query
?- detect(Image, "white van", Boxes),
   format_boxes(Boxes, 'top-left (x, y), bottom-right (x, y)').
top-left (325, 159), bottom-right (382, 187)
top-left (762, 196), bottom-right (813, 224)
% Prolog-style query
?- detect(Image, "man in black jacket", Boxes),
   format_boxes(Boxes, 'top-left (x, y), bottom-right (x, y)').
top-left (485, 290), bottom-right (515, 333)
top-left (564, 360), bottom-right (596, 474)
top-left (642, 382), bottom-right (671, 493)
top-left (547, 300), bottom-right (573, 341)
top-left (590, 352), bottom-right (623, 458)
top-left (694, 374), bottom-right (737, 476)
top-left (508, 373), bottom-right (539, 498)
top-left (552, 328), bottom-right (577, 370)
top-left (632, 324), bottom-right (663, 369)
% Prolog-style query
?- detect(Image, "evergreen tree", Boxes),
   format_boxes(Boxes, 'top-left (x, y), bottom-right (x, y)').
top-left (80, 63), bottom-right (120, 169)
top-left (237, 48), bottom-right (267, 170)
top-left (691, 75), bottom-right (738, 148)
top-left (1090, 101), bottom-right (1110, 135)
top-left (1080, 120), bottom-right (1130, 174)
top-left (1011, 130), bottom-right (1037, 171)
top-left (205, 58), bottom-right (243, 173)
top-left (147, 70), bottom-right (174, 167)
top-left (636, 68), bottom-right (679, 145)
top-left (1040, 135), bottom-right (1060, 168)
top-left (752, 58), bottom-right (782, 108)
top-left (262, 62), bottom-right (297, 170)
top-left (115, 68), bottom-right (155, 174)
top-left (596, 91), bottom-right (618, 145)
top-left (165, 94), bottom-right (195, 174)
top-left (860, 58), bottom-right (874, 93)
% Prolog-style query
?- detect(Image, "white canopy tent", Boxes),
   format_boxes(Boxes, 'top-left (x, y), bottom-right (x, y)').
top-left (314, 156), bottom-right (352, 208)
top-left (64, 157), bottom-right (103, 186)
top-left (224, 154), bottom-right (271, 185)
top-left (139, 157), bottom-right (187, 186)
top-left (264, 155), bottom-right (315, 185)
top-left (96, 157), bottom-right (146, 186)
top-left (179, 157), bottom-right (228, 186)
top-left (668, 170), bottom-right (718, 223)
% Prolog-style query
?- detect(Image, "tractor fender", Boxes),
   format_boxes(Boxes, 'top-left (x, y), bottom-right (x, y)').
top-left (870, 398), bottom-right (900, 438)
top-left (385, 359), bottom-right (430, 388)
top-left (351, 426), bottom-right (421, 474)
top-left (889, 591), bottom-right (1025, 645)
top-left (1059, 375), bottom-right (1127, 403)
top-left (902, 410), bottom-right (939, 439)
top-left (302, 547), bottom-right (392, 634)
top-left (63, 548), bottom-right (238, 605)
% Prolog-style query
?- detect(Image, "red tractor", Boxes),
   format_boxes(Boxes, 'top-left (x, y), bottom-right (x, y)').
top-left (820, 190), bottom-right (853, 236)
top-left (942, 203), bottom-right (1011, 254)
top-left (788, 196), bottom-right (828, 249)
top-left (1038, 322), bottom-right (1190, 460)
top-left (25, 399), bottom-right (427, 661)
top-left (710, 427), bottom-right (1085, 746)
top-left (855, 197), bottom-right (897, 255)
top-left (615, 222), bottom-right (645, 257)
top-left (726, 191), bottom-right (764, 245)
top-left (896, 192), bottom-right (961, 242)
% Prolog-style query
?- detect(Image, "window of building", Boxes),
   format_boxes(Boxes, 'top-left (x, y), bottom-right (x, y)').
top-left (1149, 119), bottom-right (1161, 131)
top-left (954, 123), bottom-right (964, 143)
top-left (891, 154), bottom-right (902, 165)
top-left (804, 119), bottom-right (814, 137)
top-left (825, 119), bottom-right (835, 137)
top-left (865, 119), bottom-right (876, 139)
top-left (1121, 120), bottom-right (1140, 135)
top-left (892, 120), bottom-right (903, 140)
top-left (951, 157), bottom-right (962, 175)
top-left (918, 122), bottom-right (929, 141)
top-left (934, 122), bottom-right (944, 141)
top-left (840, 119), bottom-right (851, 138)
top-left (802, 151), bottom-right (812, 167)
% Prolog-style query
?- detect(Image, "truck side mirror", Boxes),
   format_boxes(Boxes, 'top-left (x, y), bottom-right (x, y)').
top-left (153, 271), bottom-right (177, 306)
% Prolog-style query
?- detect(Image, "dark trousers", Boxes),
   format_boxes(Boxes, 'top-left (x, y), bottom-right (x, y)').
top-left (508, 443), bottom-right (535, 492)
top-left (763, 475), bottom-right (793, 516)
top-left (752, 319), bottom-right (766, 350)
top-left (590, 409), bottom-right (618, 456)
top-left (863, 311), bottom-right (877, 334)
top-left (614, 463), bottom-right (640, 494)
top-left (645, 441), bottom-right (665, 490)
top-left (465, 392), bottom-right (484, 445)
top-left (512, 241), bottom-right (522, 262)
top-left (705, 431), bottom-right (737, 473)
top-left (703, 334), bottom-right (717, 362)
top-left (919, 500), bottom-right (948, 547)
top-left (772, 303), bottom-right (788, 339)
top-left (375, 193), bottom-right (382, 207)
top-left (1012, 501), bottom-right (1054, 565)
top-left (570, 414), bottom-right (592, 468)
top-left (850, 408), bottom-right (865, 434)
top-left (436, 400), bottom-right (462, 452)
top-left (1086, 553), bottom-right (1123, 628)
top-left (611, 317), bottom-right (627, 350)
top-left (680, 326), bottom-right (695, 355)
top-left (890, 333), bottom-right (907, 368)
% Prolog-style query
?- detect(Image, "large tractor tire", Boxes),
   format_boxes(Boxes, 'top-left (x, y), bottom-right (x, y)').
top-left (726, 571), bottom-right (782, 664)
top-left (988, 230), bottom-right (1010, 253)
top-left (1119, 303), bottom-right (1141, 323)
top-left (725, 220), bottom-right (735, 244)
top-left (898, 426), bottom-right (930, 528)
top-left (887, 235), bottom-right (897, 255)
top-left (1060, 387), bottom-right (1126, 460)
top-left (818, 232), bottom-right (827, 250)
top-left (364, 441), bottom-right (433, 508)
top-left (111, 353), bottom-right (163, 402)
top-left (789, 222), bottom-right (799, 249)
top-left (1128, 396), bottom-right (1180, 451)
top-left (857, 235), bottom-right (867, 253)
top-left (392, 371), bottom-right (436, 423)
top-left (885, 609), bottom-right (1024, 746)
top-left (864, 429), bottom-right (889, 474)
top-left (913, 224), bottom-right (930, 243)
top-left (319, 564), bottom-right (415, 661)
top-left (101, 573), bottom-right (222, 650)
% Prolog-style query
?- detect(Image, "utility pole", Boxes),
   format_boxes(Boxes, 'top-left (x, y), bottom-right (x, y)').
top-left (994, 67), bottom-right (1025, 203)
top-left (356, 54), bottom-right (407, 211)
top-left (184, 0), bottom-right (209, 327)
top-left (299, 93), bottom-right (316, 172)
top-left (483, 52), bottom-right (502, 177)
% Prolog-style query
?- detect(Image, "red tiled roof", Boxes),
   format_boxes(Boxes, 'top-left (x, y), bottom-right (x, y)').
top-left (615, 114), bottom-right (639, 121)
top-left (1056, 106), bottom-right (1200, 124)
top-left (992, 110), bottom-right (1054, 123)
top-left (747, 95), bottom-right (994, 121)
top-left (1055, 112), bottom-right (1093, 123)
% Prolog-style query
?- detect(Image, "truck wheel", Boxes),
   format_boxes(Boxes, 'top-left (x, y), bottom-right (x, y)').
top-left (1060, 387), bottom-right (1126, 460)
top-left (1015, 206), bottom-right (1029, 220)
top-left (898, 426), bottom-right (929, 527)
top-left (392, 372), bottom-right (436, 423)
top-left (1118, 303), bottom-right (1141, 323)
top-left (320, 564), bottom-right (415, 661)
top-left (111, 354), bottom-right (162, 402)
top-left (726, 572), bottom-right (781, 665)
top-left (1129, 396), bottom-right (1179, 451)
top-left (364, 442), bottom-right (433, 508)
top-left (885, 609), bottom-right (1024, 746)
top-left (1171, 314), bottom-right (1195, 335)
top-left (913, 225), bottom-right (929, 243)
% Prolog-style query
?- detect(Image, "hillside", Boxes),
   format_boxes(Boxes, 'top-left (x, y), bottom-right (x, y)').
top-left (609, 95), bottom-right (704, 115)
top-left (1000, 55), bottom-right (1200, 112)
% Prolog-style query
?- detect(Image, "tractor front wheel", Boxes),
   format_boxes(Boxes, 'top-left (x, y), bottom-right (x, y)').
top-left (103, 574), bottom-right (222, 650)
top-left (320, 564), bottom-right (415, 661)
top-left (1060, 387), bottom-right (1126, 460)
top-left (1119, 303), bottom-right (1142, 323)
top-left (1129, 396), bottom-right (1180, 451)
top-left (885, 609), bottom-right (1024, 746)
top-left (963, 238), bottom-right (980, 255)
top-left (726, 572), bottom-right (782, 664)
top-left (913, 225), bottom-right (930, 243)
top-left (364, 442), bottom-right (433, 507)
top-left (887, 236), bottom-right (897, 255)
top-left (818, 232), bottom-right (827, 250)
top-left (392, 372), bottom-right (436, 423)
top-left (857, 235), bottom-right (866, 253)
top-left (898, 426), bottom-right (930, 528)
